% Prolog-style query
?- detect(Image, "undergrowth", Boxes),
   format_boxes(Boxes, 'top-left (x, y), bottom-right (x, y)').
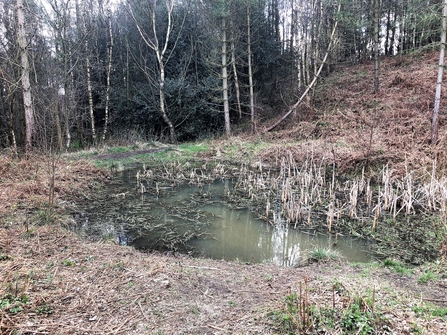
top-left (269, 280), bottom-right (391, 334)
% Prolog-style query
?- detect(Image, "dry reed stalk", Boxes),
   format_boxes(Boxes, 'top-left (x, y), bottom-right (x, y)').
top-left (265, 199), bottom-right (270, 221)
top-left (327, 201), bottom-right (334, 232)
top-left (372, 199), bottom-right (381, 231)
top-left (392, 193), bottom-right (398, 220)
top-left (359, 167), bottom-right (365, 194)
top-left (349, 180), bottom-right (358, 219)
top-left (307, 206), bottom-right (312, 226)
top-left (136, 170), bottom-right (140, 184)
top-left (366, 178), bottom-right (372, 209)
top-left (382, 165), bottom-right (391, 210)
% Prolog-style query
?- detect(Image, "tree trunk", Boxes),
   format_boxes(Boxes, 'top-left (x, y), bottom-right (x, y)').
top-left (81, 4), bottom-right (96, 143)
top-left (231, 40), bottom-right (242, 119)
top-left (247, 7), bottom-right (255, 133)
top-left (222, 18), bottom-right (231, 138)
top-left (16, 0), bottom-right (34, 152)
top-left (0, 68), bottom-right (18, 154)
top-left (431, 0), bottom-right (447, 145)
top-left (373, 0), bottom-right (380, 94)
top-left (102, 11), bottom-right (114, 142)
top-left (159, 62), bottom-right (175, 143)
top-left (389, 3), bottom-right (398, 55)
top-left (53, 100), bottom-right (63, 150)
top-left (384, 8), bottom-right (391, 56)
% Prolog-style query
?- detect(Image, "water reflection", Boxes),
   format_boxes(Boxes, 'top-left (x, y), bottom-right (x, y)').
top-left (77, 169), bottom-right (371, 266)
top-left (190, 197), bottom-right (370, 266)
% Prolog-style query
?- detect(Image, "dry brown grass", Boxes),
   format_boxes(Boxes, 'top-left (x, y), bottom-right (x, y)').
top-left (259, 51), bottom-right (446, 177)
top-left (0, 153), bottom-right (109, 215)
top-left (1, 224), bottom-right (446, 334)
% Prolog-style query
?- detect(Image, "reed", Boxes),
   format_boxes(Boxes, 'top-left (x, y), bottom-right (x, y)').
top-left (131, 152), bottom-right (447, 247)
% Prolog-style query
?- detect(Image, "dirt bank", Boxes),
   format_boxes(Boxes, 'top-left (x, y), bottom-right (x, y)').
top-left (1, 224), bottom-right (446, 334)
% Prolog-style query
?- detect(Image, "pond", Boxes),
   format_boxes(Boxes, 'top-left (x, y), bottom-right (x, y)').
top-left (74, 168), bottom-right (372, 266)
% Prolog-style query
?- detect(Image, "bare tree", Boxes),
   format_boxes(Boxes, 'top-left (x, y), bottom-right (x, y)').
top-left (128, 0), bottom-right (182, 143)
top-left (102, 8), bottom-right (114, 141)
top-left (373, 0), bottom-right (380, 93)
top-left (432, 0), bottom-right (447, 145)
top-left (16, 0), bottom-right (34, 152)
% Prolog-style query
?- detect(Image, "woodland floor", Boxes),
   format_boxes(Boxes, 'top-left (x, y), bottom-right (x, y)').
top-left (2, 50), bottom-right (447, 334)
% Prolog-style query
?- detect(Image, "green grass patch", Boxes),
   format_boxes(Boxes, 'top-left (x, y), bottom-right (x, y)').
top-left (382, 259), bottom-right (413, 276)
top-left (61, 259), bottom-right (75, 266)
top-left (150, 143), bottom-right (209, 161)
top-left (35, 304), bottom-right (53, 315)
top-left (418, 270), bottom-right (436, 283)
top-left (269, 285), bottom-right (389, 334)
top-left (107, 146), bottom-right (130, 154)
top-left (0, 294), bottom-right (30, 314)
top-left (412, 304), bottom-right (447, 319)
top-left (308, 248), bottom-right (342, 263)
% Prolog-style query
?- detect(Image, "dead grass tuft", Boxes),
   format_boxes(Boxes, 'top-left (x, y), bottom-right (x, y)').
top-left (0, 153), bottom-right (109, 215)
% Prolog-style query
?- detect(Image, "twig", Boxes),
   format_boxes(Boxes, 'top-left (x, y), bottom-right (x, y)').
top-left (138, 300), bottom-right (150, 322)
top-left (207, 324), bottom-right (227, 331)
top-left (112, 316), bottom-right (134, 334)
top-left (182, 265), bottom-right (219, 270)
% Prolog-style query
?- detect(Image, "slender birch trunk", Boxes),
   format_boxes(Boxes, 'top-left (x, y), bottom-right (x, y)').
top-left (431, 0), bottom-right (447, 144)
top-left (373, 0), bottom-right (380, 94)
top-left (16, 0), bottom-right (34, 152)
top-left (222, 18), bottom-right (230, 138)
top-left (103, 11), bottom-right (114, 141)
top-left (231, 40), bottom-right (242, 119)
top-left (247, 6), bottom-right (255, 133)
top-left (81, 4), bottom-right (96, 142)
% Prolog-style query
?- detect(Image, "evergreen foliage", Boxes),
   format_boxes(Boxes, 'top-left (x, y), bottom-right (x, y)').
top-left (0, 0), bottom-right (443, 149)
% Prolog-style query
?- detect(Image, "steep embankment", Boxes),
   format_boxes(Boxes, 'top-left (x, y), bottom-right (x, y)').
top-left (260, 51), bottom-right (445, 175)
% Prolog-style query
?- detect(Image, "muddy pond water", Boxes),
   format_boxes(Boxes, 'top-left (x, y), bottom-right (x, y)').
top-left (75, 169), bottom-right (372, 266)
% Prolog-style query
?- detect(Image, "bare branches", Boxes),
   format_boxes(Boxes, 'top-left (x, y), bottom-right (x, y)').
top-left (266, 2), bottom-right (342, 132)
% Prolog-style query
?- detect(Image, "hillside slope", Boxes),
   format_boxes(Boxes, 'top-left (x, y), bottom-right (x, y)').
top-left (261, 51), bottom-right (446, 175)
